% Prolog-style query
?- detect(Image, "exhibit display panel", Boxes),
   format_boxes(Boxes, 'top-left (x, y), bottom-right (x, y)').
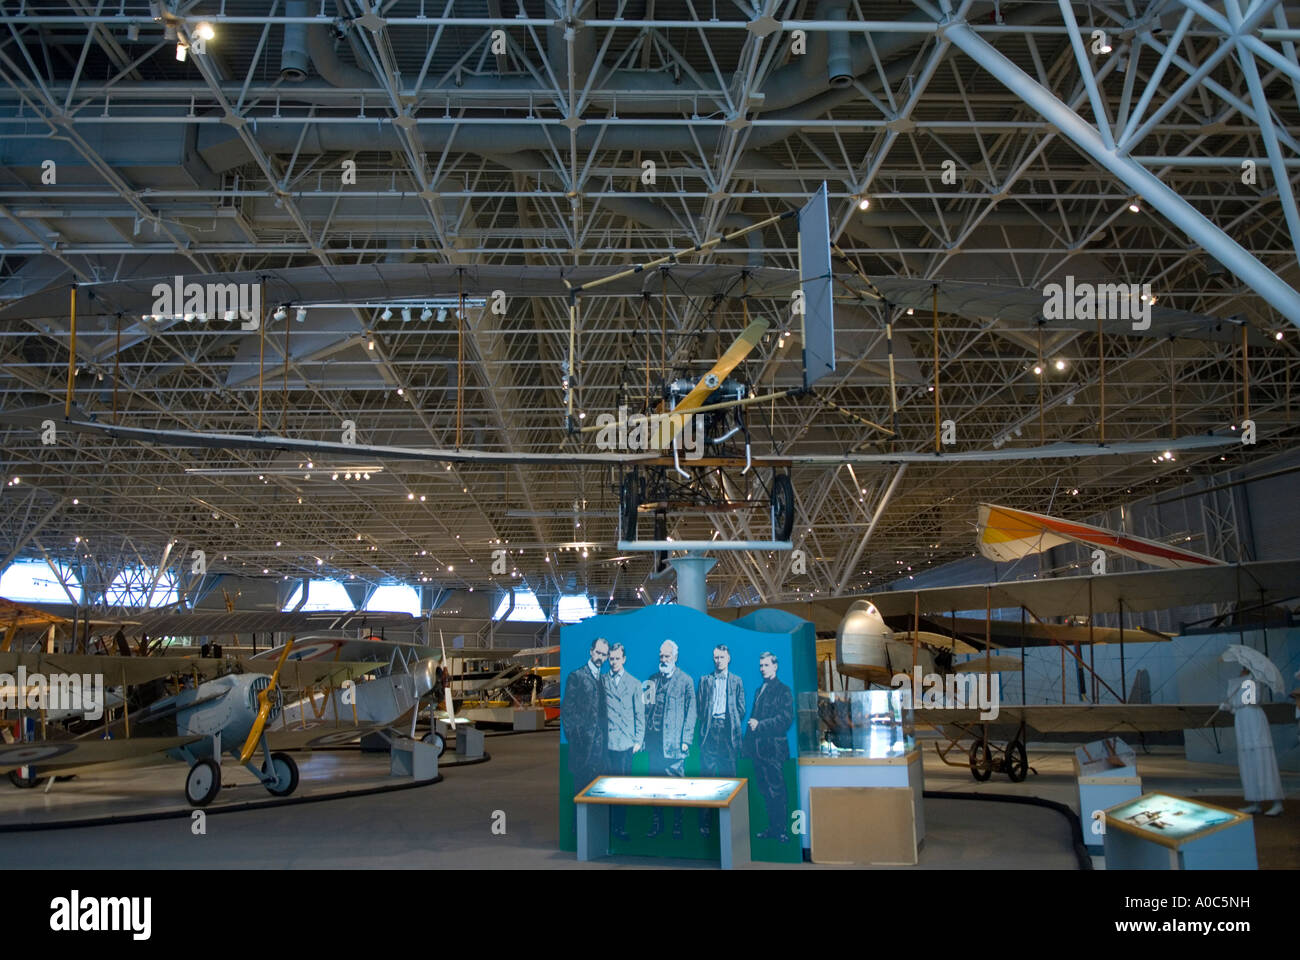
top-left (796, 690), bottom-right (924, 861)
top-left (558, 604), bottom-right (816, 864)
top-left (579, 776), bottom-right (745, 805)
top-left (798, 689), bottom-right (915, 758)
top-left (1103, 792), bottom-right (1257, 869)
top-left (1074, 737), bottom-right (1141, 852)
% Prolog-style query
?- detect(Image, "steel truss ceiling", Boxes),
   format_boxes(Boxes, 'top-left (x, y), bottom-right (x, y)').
top-left (0, 0), bottom-right (1298, 613)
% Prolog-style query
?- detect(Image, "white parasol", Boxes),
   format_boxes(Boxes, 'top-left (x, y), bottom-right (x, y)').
top-left (1220, 645), bottom-right (1286, 693)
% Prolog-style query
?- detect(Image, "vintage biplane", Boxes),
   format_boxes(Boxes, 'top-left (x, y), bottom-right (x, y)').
top-left (718, 556), bottom-right (1300, 782)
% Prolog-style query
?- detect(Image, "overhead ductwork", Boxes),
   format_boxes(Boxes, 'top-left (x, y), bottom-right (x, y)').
top-left (306, 20), bottom-right (376, 89)
top-left (826, 4), bottom-right (853, 88)
top-left (280, 1), bottom-right (310, 82)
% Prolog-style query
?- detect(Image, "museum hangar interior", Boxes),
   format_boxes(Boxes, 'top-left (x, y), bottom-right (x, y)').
top-left (0, 0), bottom-right (1296, 873)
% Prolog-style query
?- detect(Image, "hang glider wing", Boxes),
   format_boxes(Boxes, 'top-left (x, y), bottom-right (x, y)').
top-left (977, 503), bottom-right (1222, 568)
top-left (0, 736), bottom-right (202, 775)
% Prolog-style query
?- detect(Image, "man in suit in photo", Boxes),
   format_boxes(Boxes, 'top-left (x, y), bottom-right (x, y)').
top-left (745, 651), bottom-right (794, 842)
top-left (696, 644), bottom-right (745, 837)
top-left (562, 637), bottom-right (608, 805)
top-left (602, 642), bottom-right (643, 840)
top-left (643, 638), bottom-right (695, 839)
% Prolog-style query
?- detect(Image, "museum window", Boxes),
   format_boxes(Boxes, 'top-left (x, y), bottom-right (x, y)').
top-left (493, 587), bottom-right (549, 622)
top-left (282, 578), bottom-right (355, 612)
top-left (0, 559), bottom-right (82, 604)
top-left (365, 583), bottom-right (421, 616)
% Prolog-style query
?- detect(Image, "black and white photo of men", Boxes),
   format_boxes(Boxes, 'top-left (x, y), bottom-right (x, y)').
top-left (602, 642), bottom-right (643, 840)
top-left (744, 651), bottom-right (794, 842)
top-left (696, 644), bottom-right (745, 837)
top-left (562, 637), bottom-right (608, 800)
top-left (642, 639), bottom-right (696, 839)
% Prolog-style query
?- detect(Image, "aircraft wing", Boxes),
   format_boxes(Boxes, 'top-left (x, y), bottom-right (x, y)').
top-left (33, 413), bottom-right (1237, 468)
top-left (0, 597), bottom-right (70, 627)
top-left (921, 702), bottom-right (1297, 734)
top-left (246, 658), bottom-right (382, 688)
top-left (263, 712), bottom-right (417, 750)
top-left (0, 736), bottom-right (202, 774)
top-left (511, 645), bottom-right (560, 658)
top-left (0, 651), bottom-right (228, 685)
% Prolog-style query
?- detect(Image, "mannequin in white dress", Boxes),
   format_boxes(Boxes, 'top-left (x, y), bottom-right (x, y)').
top-left (1221, 669), bottom-right (1283, 816)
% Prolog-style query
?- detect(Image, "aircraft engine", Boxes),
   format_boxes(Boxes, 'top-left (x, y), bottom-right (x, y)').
top-left (836, 600), bottom-right (891, 675)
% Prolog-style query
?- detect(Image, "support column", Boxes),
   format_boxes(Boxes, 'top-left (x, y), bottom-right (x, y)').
top-left (669, 554), bottom-right (717, 613)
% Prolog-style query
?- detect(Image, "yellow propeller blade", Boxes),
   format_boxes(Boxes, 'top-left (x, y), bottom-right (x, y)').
top-left (239, 637), bottom-right (295, 764)
top-left (656, 318), bottom-right (769, 446)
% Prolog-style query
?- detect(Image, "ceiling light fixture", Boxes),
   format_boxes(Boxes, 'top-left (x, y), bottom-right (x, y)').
top-left (273, 305), bottom-right (287, 322)
top-left (175, 41), bottom-right (188, 61)
top-left (380, 307), bottom-right (393, 321)
top-left (295, 306), bottom-right (308, 323)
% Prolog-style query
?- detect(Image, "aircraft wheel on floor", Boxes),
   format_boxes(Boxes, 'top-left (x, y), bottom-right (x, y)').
top-left (185, 759), bottom-right (221, 806)
top-left (8, 768), bottom-right (45, 789)
top-left (264, 751), bottom-right (299, 797)
top-left (422, 731), bottom-right (447, 757)
top-left (968, 740), bottom-right (993, 782)
top-left (1005, 740), bottom-right (1029, 782)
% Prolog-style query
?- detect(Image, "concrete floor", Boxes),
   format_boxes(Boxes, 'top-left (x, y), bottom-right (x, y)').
top-left (0, 731), bottom-right (1289, 869)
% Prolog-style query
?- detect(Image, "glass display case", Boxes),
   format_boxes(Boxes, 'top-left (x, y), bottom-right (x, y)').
top-left (797, 689), bottom-right (915, 758)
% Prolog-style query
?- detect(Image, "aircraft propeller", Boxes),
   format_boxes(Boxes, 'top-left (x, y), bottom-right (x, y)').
top-left (239, 636), bottom-right (294, 764)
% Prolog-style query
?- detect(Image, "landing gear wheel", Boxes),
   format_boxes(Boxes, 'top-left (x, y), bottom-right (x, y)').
top-left (653, 511), bottom-right (668, 574)
top-left (8, 769), bottom-right (45, 789)
top-left (185, 759), bottom-right (221, 807)
top-left (619, 470), bottom-right (641, 541)
top-left (969, 740), bottom-right (993, 782)
top-left (422, 731), bottom-right (447, 757)
top-left (770, 474), bottom-right (795, 541)
top-left (1005, 739), bottom-right (1028, 782)
top-left (264, 751), bottom-right (299, 797)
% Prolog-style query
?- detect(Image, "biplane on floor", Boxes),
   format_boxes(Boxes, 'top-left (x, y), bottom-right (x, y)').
top-left (719, 558), bottom-right (1300, 782)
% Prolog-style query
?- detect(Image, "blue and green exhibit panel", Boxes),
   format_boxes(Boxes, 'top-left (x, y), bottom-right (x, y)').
top-left (1103, 792), bottom-right (1257, 869)
top-left (558, 604), bottom-right (817, 863)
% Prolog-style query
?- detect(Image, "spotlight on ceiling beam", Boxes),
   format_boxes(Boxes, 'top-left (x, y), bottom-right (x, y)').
top-left (273, 305), bottom-right (287, 322)
top-left (380, 307), bottom-right (393, 321)
top-left (195, 21), bottom-right (215, 40)
top-left (419, 306), bottom-right (432, 322)
top-left (295, 306), bottom-right (308, 323)
top-left (127, 22), bottom-right (140, 41)
top-left (1128, 200), bottom-right (1141, 213)
top-left (401, 307), bottom-right (412, 323)
top-left (175, 41), bottom-right (188, 62)
top-left (857, 195), bottom-right (871, 211)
